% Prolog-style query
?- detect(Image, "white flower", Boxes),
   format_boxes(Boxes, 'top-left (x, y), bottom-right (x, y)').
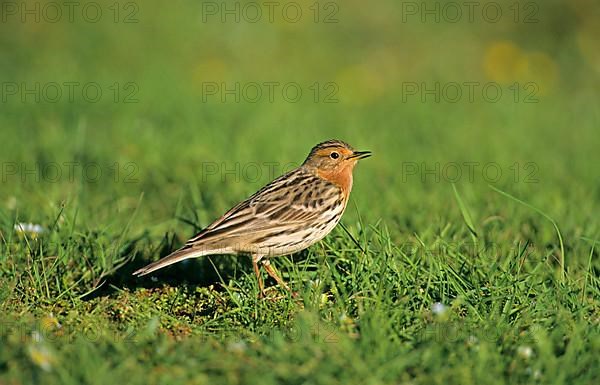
top-left (517, 345), bottom-right (533, 359)
top-left (15, 222), bottom-right (44, 234)
top-left (431, 302), bottom-right (448, 315)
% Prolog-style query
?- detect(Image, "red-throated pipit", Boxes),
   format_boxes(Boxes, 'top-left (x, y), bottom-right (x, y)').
top-left (133, 139), bottom-right (371, 295)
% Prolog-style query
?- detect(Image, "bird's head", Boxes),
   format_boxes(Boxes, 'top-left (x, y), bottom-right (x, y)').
top-left (303, 140), bottom-right (371, 172)
top-left (303, 140), bottom-right (370, 193)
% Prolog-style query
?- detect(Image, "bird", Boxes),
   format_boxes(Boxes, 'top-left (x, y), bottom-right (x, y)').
top-left (133, 139), bottom-right (371, 296)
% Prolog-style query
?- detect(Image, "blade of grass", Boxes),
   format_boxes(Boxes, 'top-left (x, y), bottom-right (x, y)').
top-left (339, 222), bottom-right (366, 254)
top-left (489, 184), bottom-right (565, 282)
top-left (451, 183), bottom-right (478, 240)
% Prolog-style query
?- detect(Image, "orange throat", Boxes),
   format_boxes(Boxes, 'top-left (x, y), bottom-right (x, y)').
top-left (317, 164), bottom-right (354, 199)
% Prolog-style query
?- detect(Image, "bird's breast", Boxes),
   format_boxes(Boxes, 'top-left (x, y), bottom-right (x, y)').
top-left (317, 167), bottom-right (354, 199)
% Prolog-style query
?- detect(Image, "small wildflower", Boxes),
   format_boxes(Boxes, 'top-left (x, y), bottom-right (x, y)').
top-left (320, 293), bottom-right (329, 305)
top-left (517, 345), bottom-right (533, 359)
top-left (28, 332), bottom-right (55, 372)
top-left (15, 223), bottom-right (45, 235)
top-left (28, 345), bottom-right (54, 372)
top-left (431, 302), bottom-right (448, 316)
top-left (41, 313), bottom-right (62, 332)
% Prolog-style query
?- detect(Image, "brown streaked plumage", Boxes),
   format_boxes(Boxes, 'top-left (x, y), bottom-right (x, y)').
top-left (133, 139), bottom-right (371, 296)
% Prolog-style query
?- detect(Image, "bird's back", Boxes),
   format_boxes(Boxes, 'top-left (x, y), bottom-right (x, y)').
top-left (180, 167), bottom-right (347, 256)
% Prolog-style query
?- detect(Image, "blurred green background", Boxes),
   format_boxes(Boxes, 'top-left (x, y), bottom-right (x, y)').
top-left (0, 1), bottom-right (599, 383)
top-left (1, 0), bottom-right (598, 230)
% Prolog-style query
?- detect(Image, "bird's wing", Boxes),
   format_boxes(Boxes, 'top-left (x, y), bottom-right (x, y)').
top-left (182, 168), bottom-right (341, 246)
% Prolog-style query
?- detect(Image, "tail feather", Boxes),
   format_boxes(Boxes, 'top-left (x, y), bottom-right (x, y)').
top-left (132, 247), bottom-right (225, 276)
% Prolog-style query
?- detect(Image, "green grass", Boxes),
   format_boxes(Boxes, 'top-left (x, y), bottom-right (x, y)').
top-left (1, 0), bottom-right (599, 384)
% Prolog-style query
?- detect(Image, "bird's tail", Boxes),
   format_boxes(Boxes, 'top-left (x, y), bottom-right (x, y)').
top-left (132, 246), bottom-right (224, 276)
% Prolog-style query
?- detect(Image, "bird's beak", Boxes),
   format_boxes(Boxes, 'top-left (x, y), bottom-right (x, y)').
top-left (348, 151), bottom-right (372, 160)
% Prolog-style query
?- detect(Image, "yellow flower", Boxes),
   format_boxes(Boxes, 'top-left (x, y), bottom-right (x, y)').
top-left (484, 41), bottom-right (558, 95)
top-left (28, 332), bottom-right (55, 372)
top-left (483, 41), bottom-right (528, 84)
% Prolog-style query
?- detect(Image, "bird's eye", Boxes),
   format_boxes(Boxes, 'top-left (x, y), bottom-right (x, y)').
top-left (330, 152), bottom-right (340, 159)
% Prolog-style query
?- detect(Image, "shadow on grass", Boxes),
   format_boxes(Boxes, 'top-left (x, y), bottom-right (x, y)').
top-left (81, 234), bottom-right (251, 301)
top-left (82, 233), bottom-right (312, 301)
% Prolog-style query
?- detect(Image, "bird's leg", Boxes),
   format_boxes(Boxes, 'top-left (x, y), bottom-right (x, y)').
top-left (252, 254), bottom-right (265, 297)
top-left (261, 259), bottom-right (291, 292)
